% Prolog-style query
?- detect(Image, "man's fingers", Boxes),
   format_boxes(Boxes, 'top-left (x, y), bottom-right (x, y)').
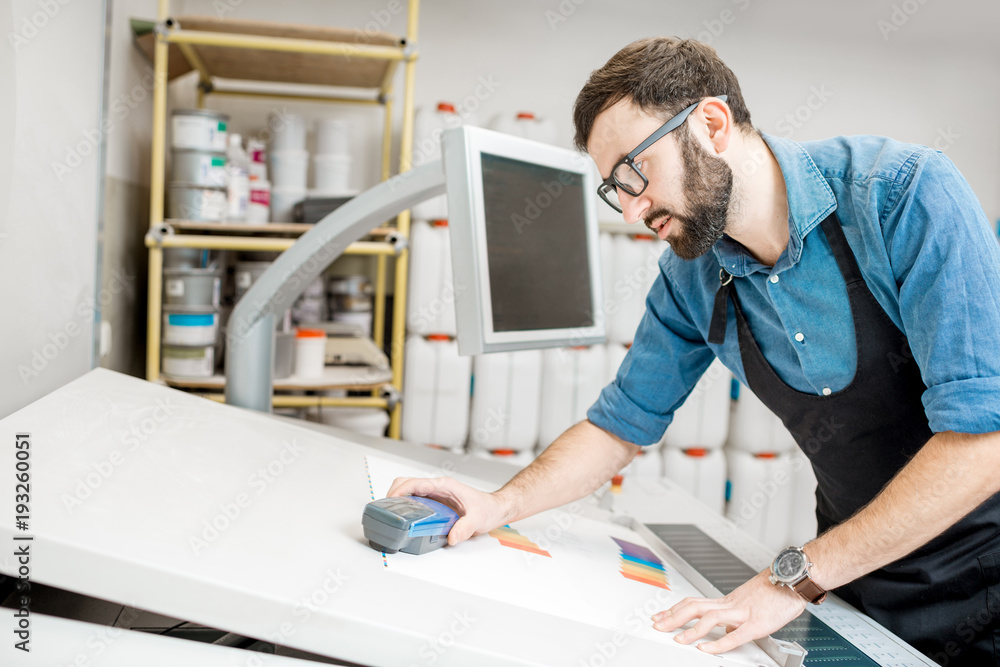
top-left (448, 517), bottom-right (476, 545)
top-left (652, 597), bottom-right (712, 632)
top-left (676, 607), bottom-right (745, 645)
top-left (696, 622), bottom-right (757, 655)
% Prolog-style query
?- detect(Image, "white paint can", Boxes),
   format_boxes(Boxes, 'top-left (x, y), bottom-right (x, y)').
top-left (171, 109), bottom-right (229, 151)
top-left (163, 267), bottom-right (222, 308)
top-left (162, 307), bottom-right (219, 346)
top-left (162, 344), bottom-right (216, 378)
top-left (168, 183), bottom-right (227, 222)
top-left (171, 149), bottom-right (227, 188)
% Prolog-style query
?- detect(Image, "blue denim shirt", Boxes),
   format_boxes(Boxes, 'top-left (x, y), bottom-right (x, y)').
top-left (588, 133), bottom-right (1000, 446)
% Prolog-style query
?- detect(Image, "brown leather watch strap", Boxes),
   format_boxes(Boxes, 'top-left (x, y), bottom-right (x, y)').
top-left (791, 576), bottom-right (827, 604)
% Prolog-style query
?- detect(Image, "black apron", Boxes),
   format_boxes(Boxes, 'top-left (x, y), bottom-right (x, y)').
top-left (708, 213), bottom-right (1000, 666)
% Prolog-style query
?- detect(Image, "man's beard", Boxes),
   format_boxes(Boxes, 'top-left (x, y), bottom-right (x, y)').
top-left (645, 126), bottom-right (733, 260)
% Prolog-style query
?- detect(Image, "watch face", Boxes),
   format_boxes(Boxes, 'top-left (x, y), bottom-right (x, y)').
top-left (774, 550), bottom-right (805, 581)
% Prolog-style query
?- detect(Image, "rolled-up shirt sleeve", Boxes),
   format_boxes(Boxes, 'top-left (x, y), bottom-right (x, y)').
top-left (883, 151), bottom-right (1000, 434)
top-left (587, 258), bottom-right (715, 446)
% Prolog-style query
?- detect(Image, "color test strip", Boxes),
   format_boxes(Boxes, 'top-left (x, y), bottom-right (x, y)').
top-left (489, 525), bottom-right (551, 557)
top-left (612, 537), bottom-right (669, 589)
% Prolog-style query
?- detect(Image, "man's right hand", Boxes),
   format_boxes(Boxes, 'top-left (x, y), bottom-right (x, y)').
top-left (386, 476), bottom-right (511, 546)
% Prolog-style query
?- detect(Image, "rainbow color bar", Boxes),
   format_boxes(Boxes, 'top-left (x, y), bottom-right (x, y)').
top-left (489, 525), bottom-right (551, 557)
top-left (612, 537), bottom-right (669, 589)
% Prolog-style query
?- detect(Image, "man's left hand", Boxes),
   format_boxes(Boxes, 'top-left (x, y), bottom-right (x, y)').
top-left (652, 570), bottom-right (808, 654)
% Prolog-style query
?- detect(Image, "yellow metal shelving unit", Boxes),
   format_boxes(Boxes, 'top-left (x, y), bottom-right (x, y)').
top-left (140, 1), bottom-right (420, 438)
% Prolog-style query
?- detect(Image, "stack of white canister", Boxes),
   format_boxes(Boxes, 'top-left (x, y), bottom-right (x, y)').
top-left (401, 103), bottom-right (474, 451)
top-left (313, 118), bottom-right (352, 197)
top-left (160, 248), bottom-right (222, 379)
top-left (268, 112), bottom-right (308, 222)
top-left (725, 384), bottom-right (818, 552)
top-left (168, 109), bottom-right (230, 222)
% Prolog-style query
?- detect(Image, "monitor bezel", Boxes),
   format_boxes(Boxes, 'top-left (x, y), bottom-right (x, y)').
top-left (442, 126), bottom-right (605, 356)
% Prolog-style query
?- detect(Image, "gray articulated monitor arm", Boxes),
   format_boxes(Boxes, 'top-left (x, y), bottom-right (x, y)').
top-left (225, 160), bottom-right (446, 412)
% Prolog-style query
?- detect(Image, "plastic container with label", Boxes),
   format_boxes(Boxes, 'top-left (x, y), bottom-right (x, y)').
top-left (294, 329), bottom-right (327, 378)
top-left (167, 184), bottom-right (227, 221)
top-left (162, 308), bottom-right (219, 346)
top-left (171, 149), bottom-right (227, 188)
top-left (246, 180), bottom-right (271, 225)
top-left (163, 267), bottom-right (221, 308)
top-left (162, 344), bottom-right (215, 378)
top-left (402, 334), bottom-right (471, 449)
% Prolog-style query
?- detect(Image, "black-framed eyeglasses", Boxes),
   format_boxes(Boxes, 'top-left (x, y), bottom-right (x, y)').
top-left (596, 95), bottom-right (727, 213)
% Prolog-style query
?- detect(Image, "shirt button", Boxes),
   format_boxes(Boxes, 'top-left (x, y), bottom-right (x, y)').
top-left (769, 275), bottom-right (780, 284)
top-left (794, 332), bottom-right (805, 342)
top-left (822, 387), bottom-right (832, 396)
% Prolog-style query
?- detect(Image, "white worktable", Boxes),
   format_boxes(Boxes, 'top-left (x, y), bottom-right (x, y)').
top-left (0, 369), bottom-right (932, 666)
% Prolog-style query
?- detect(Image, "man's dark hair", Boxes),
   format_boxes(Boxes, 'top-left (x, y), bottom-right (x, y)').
top-left (573, 37), bottom-right (754, 152)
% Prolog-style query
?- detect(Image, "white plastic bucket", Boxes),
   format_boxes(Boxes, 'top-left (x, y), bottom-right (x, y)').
top-left (402, 334), bottom-right (471, 448)
top-left (234, 261), bottom-right (272, 300)
top-left (727, 384), bottom-right (798, 454)
top-left (269, 112), bottom-right (306, 151)
top-left (171, 109), bottom-right (228, 151)
top-left (312, 154), bottom-right (351, 195)
top-left (162, 344), bottom-right (215, 378)
top-left (270, 186), bottom-right (306, 223)
top-left (725, 449), bottom-right (794, 552)
top-left (663, 447), bottom-right (727, 515)
top-left (537, 345), bottom-right (607, 450)
top-left (163, 267), bottom-right (222, 308)
top-left (315, 118), bottom-right (349, 154)
top-left (662, 359), bottom-right (732, 450)
top-left (472, 448), bottom-right (535, 468)
top-left (162, 308), bottom-right (219, 346)
top-left (468, 350), bottom-right (542, 452)
top-left (605, 341), bottom-right (628, 385)
top-left (167, 184), bottom-right (227, 222)
top-left (269, 150), bottom-right (308, 190)
top-left (171, 149), bottom-right (227, 188)
top-left (406, 220), bottom-right (457, 336)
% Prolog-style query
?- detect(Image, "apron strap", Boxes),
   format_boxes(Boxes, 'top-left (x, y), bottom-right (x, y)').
top-left (707, 268), bottom-right (734, 345)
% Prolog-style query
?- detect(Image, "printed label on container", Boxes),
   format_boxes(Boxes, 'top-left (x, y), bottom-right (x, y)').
top-left (250, 188), bottom-right (271, 206)
top-left (166, 279), bottom-right (185, 297)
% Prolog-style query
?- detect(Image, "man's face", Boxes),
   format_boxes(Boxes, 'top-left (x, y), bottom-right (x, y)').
top-left (588, 98), bottom-right (734, 260)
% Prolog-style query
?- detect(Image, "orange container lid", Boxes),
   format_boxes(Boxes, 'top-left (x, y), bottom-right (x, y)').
top-left (755, 452), bottom-right (778, 459)
top-left (492, 449), bottom-right (516, 456)
top-left (684, 448), bottom-right (708, 457)
top-left (431, 219), bottom-right (449, 227)
top-left (611, 474), bottom-right (624, 486)
top-left (296, 328), bottom-right (326, 338)
top-left (633, 234), bottom-right (654, 241)
top-left (516, 112), bottom-right (535, 120)
top-left (437, 102), bottom-right (456, 113)
top-left (427, 334), bottom-right (451, 341)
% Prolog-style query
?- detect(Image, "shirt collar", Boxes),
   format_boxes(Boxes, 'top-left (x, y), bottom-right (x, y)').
top-left (711, 132), bottom-right (837, 276)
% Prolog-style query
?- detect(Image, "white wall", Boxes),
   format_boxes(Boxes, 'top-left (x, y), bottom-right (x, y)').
top-left (108, 0), bottom-right (1000, 223)
top-left (0, 1), bottom-right (108, 418)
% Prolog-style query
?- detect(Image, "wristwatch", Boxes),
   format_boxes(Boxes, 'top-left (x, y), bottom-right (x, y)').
top-left (769, 546), bottom-right (827, 604)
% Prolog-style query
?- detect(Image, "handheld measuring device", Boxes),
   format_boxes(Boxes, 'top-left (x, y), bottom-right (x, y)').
top-left (362, 496), bottom-right (460, 555)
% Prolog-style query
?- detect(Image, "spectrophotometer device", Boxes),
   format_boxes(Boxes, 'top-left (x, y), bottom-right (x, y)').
top-left (362, 496), bottom-right (459, 554)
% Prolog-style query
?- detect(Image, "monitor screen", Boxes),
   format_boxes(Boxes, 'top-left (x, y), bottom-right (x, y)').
top-left (442, 127), bottom-right (605, 355)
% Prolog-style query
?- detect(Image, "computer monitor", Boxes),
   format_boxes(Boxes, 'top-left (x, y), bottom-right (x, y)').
top-left (442, 126), bottom-right (605, 355)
